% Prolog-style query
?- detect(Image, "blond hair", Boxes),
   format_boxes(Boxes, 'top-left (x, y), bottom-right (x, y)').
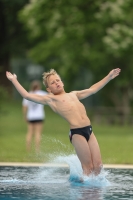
top-left (42, 69), bottom-right (60, 88)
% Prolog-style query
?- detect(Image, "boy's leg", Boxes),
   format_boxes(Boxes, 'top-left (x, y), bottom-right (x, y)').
top-left (88, 132), bottom-right (103, 174)
top-left (72, 134), bottom-right (94, 175)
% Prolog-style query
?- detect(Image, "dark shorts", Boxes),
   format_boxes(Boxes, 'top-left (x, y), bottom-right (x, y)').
top-left (27, 119), bottom-right (44, 124)
top-left (69, 125), bottom-right (92, 143)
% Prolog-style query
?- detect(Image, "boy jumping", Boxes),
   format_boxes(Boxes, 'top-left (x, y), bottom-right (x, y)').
top-left (6, 68), bottom-right (121, 175)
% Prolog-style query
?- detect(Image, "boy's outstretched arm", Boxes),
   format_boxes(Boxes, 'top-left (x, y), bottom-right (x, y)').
top-left (74, 68), bottom-right (121, 100)
top-left (6, 71), bottom-right (49, 104)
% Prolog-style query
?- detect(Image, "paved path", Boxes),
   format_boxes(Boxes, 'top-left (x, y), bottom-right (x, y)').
top-left (0, 162), bottom-right (133, 169)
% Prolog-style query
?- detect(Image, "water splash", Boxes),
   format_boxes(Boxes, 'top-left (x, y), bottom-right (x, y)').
top-left (52, 154), bottom-right (111, 187)
top-left (0, 154), bottom-right (110, 187)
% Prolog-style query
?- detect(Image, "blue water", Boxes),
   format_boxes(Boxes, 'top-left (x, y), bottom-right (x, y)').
top-left (0, 155), bottom-right (133, 200)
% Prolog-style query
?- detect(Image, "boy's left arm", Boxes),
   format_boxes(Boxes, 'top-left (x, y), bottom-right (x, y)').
top-left (74, 68), bottom-right (121, 100)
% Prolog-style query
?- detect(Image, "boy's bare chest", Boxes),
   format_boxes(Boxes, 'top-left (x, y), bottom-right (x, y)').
top-left (54, 94), bottom-right (82, 113)
top-left (57, 95), bottom-right (75, 107)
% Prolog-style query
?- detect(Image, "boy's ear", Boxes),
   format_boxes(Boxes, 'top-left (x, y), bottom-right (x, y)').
top-left (46, 87), bottom-right (51, 93)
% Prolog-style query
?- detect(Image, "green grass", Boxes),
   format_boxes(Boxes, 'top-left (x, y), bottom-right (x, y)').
top-left (0, 100), bottom-right (133, 164)
top-left (0, 99), bottom-right (73, 163)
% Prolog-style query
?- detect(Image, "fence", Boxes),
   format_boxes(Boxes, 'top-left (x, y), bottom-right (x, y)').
top-left (87, 106), bottom-right (133, 125)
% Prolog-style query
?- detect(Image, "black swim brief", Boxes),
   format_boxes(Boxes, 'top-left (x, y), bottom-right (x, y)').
top-left (69, 125), bottom-right (92, 143)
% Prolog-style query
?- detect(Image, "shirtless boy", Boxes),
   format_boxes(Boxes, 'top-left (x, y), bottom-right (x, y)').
top-left (6, 68), bottom-right (121, 175)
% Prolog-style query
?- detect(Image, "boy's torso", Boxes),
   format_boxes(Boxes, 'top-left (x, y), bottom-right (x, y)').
top-left (48, 92), bottom-right (90, 129)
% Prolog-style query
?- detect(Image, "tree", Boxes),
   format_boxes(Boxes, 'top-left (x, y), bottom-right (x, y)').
top-left (0, 0), bottom-right (29, 92)
top-left (19, 0), bottom-right (105, 90)
top-left (96, 0), bottom-right (133, 123)
top-left (19, 0), bottom-right (133, 123)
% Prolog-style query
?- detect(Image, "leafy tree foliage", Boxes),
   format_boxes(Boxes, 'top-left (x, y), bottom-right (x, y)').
top-left (19, 0), bottom-right (133, 122)
top-left (19, 0), bottom-right (105, 89)
top-left (0, 0), bottom-right (29, 89)
top-left (96, 0), bottom-right (133, 122)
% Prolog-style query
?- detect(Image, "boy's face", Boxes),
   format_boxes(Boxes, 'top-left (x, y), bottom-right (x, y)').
top-left (46, 74), bottom-right (64, 95)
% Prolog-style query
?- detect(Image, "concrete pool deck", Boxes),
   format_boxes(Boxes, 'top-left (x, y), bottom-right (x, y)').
top-left (0, 162), bottom-right (133, 169)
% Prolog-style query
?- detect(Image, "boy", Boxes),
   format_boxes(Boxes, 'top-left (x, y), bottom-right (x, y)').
top-left (6, 68), bottom-right (121, 175)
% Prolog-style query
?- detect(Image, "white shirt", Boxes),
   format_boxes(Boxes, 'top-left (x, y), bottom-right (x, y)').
top-left (22, 90), bottom-right (47, 120)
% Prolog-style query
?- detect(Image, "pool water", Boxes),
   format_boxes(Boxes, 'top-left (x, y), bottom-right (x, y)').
top-left (0, 155), bottom-right (133, 200)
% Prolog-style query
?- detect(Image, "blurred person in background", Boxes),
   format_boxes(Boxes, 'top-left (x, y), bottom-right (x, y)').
top-left (22, 80), bottom-right (47, 152)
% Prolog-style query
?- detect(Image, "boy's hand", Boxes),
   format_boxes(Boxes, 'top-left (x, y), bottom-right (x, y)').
top-left (6, 71), bottom-right (17, 81)
top-left (108, 68), bottom-right (121, 80)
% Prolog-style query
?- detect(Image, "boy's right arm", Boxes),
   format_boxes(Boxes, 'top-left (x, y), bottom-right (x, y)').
top-left (6, 71), bottom-right (50, 105)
